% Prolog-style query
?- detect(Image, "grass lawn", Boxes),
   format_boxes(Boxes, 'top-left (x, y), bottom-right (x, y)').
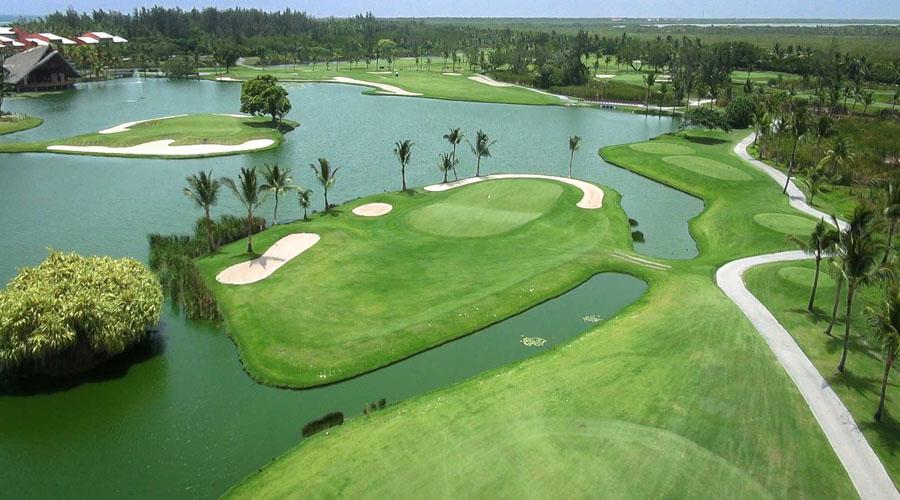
top-left (0, 115), bottom-right (42, 135)
top-left (746, 260), bottom-right (900, 487)
top-left (225, 129), bottom-right (868, 497)
top-left (0, 114), bottom-right (295, 159)
top-left (205, 58), bottom-right (562, 106)
top-left (198, 178), bottom-right (632, 387)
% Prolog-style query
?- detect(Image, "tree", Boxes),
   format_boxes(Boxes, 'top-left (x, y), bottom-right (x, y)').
top-left (820, 136), bottom-right (855, 178)
top-left (812, 115), bottom-right (835, 164)
top-left (297, 188), bottom-right (312, 221)
top-left (864, 283), bottom-right (900, 422)
top-left (783, 105), bottom-right (810, 194)
top-left (568, 135), bottom-right (582, 178)
top-left (393, 139), bottom-right (413, 191)
top-left (883, 181), bottom-right (900, 266)
top-left (862, 91), bottom-right (875, 115)
top-left (835, 206), bottom-right (882, 373)
top-left (0, 251), bottom-right (163, 376)
top-left (725, 96), bottom-right (754, 129)
top-left (802, 164), bottom-right (829, 205)
top-left (161, 56), bottom-right (197, 79)
top-left (213, 42), bottom-right (241, 73)
top-left (682, 107), bottom-right (731, 132)
top-left (643, 71), bottom-right (656, 112)
top-left (468, 130), bottom-right (496, 177)
top-left (438, 152), bottom-right (456, 183)
top-left (443, 128), bottom-right (464, 180)
top-left (240, 75), bottom-right (292, 125)
top-left (222, 167), bottom-right (263, 254)
top-left (310, 158), bottom-right (339, 210)
top-left (787, 219), bottom-right (839, 312)
top-left (259, 164), bottom-right (296, 224)
top-left (183, 170), bottom-right (222, 252)
top-left (375, 38), bottom-right (395, 69)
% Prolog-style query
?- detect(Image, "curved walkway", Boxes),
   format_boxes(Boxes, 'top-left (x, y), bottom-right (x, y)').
top-left (424, 174), bottom-right (603, 209)
top-left (720, 135), bottom-right (897, 499)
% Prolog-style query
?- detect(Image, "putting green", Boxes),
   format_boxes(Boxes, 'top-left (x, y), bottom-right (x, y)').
top-left (629, 142), bottom-right (695, 155)
top-left (407, 179), bottom-right (564, 238)
top-left (753, 213), bottom-right (819, 235)
top-left (663, 156), bottom-right (752, 181)
top-left (777, 266), bottom-right (835, 288)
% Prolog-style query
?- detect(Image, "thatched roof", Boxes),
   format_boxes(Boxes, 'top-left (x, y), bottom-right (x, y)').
top-left (2, 45), bottom-right (79, 85)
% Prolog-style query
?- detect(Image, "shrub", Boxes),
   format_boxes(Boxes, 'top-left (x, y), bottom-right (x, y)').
top-left (628, 218), bottom-right (639, 227)
top-left (161, 56), bottom-right (197, 79)
top-left (0, 251), bottom-right (163, 376)
top-left (683, 107), bottom-right (731, 132)
top-left (725, 96), bottom-right (755, 129)
top-left (302, 411), bottom-right (344, 437)
top-left (631, 230), bottom-right (645, 243)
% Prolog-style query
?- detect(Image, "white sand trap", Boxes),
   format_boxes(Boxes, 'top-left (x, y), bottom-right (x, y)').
top-left (98, 114), bottom-right (187, 134)
top-left (352, 202), bottom-right (393, 217)
top-left (47, 139), bottom-right (275, 157)
top-left (217, 113), bottom-right (251, 118)
top-left (424, 174), bottom-right (603, 209)
top-left (443, 72), bottom-right (462, 76)
top-left (595, 74), bottom-right (616, 79)
top-left (331, 77), bottom-right (422, 96)
top-left (467, 74), bottom-right (512, 87)
top-left (216, 233), bottom-right (321, 285)
top-left (366, 71), bottom-right (393, 74)
top-left (216, 76), bottom-right (240, 82)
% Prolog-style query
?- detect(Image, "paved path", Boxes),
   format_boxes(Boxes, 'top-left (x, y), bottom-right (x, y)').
top-left (719, 135), bottom-right (897, 499)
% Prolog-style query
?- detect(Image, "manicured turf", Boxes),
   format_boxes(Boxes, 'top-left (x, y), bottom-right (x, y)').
top-left (628, 141), bottom-right (695, 155)
top-left (776, 265), bottom-right (835, 288)
top-left (746, 260), bottom-right (900, 488)
top-left (199, 178), bottom-right (630, 388)
top-left (663, 155), bottom-right (753, 181)
top-left (207, 58), bottom-right (562, 106)
top-left (0, 114), bottom-right (295, 158)
top-left (0, 116), bottom-right (42, 135)
top-left (405, 180), bottom-right (564, 237)
top-left (753, 212), bottom-right (820, 234)
top-left (227, 129), bottom-right (862, 497)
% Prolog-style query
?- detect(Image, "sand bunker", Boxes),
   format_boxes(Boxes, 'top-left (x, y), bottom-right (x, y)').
top-left (47, 139), bottom-right (275, 157)
top-left (98, 114), bottom-right (187, 134)
top-left (467, 74), bottom-right (512, 87)
top-left (331, 77), bottom-right (422, 96)
top-left (443, 72), bottom-right (462, 76)
top-left (424, 174), bottom-right (603, 209)
top-left (216, 233), bottom-right (321, 285)
top-left (216, 76), bottom-right (240, 82)
top-left (352, 202), bottom-right (393, 217)
top-left (366, 71), bottom-right (394, 74)
top-left (595, 74), bottom-right (616, 79)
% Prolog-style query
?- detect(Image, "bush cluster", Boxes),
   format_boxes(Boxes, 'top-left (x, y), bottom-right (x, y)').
top-left (302, 411), bottom-right (344, 438)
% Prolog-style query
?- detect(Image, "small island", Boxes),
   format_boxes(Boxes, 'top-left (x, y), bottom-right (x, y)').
top-left (0, 113), bottom-right (296, 159)
top-left (0, 114), bottom-right (43, 135)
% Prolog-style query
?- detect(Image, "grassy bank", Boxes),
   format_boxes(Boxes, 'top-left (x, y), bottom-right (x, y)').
top-left (198, 178), bottom-right (632, 388)
top-left (0, 116), bottom-right (42, 136)
top-left (0, 114), bottom-right (295, 159)
top-left (226, 129), bottom-right (871, 497)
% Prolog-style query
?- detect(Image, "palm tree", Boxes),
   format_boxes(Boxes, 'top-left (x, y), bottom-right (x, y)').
top-left (864, 283), bottom-right (900, 422)
top-left (297, 188), bottom-right (312, 221)
top-left (183, 170), bottom-right (221, 253)
top-left (394, 139), bottom-right (414, 191)
top-left (468, 129), bottom-right (496, 177)
top-left (643, 71), bottom-right (656, 112)
top-left (438, 153), bottom-right (456, 184)
top-left (259, 164), bottom-right (296, 224)
top-left (862, 91), bottom-right (874, 115)
top-left (787, 219), bottom-right (839, 312)
top-left (812, 115), bottom-right (835, 164)
top-left (222, 167), bottom-right (264, 254)
top-left (802, 164), bottom-right (829, 205)
top-left (310, 158), bottom-right (339, 211)
top-left (836, 207), bottom-right (882, 373)
top-left (783, 106), bottom-right (810, 194)
top-left (824, 254), bottom-right (845, 337)
top-left (821, 136), bottom-right (855, 178)
top-left (443, 128), bottom-right (464, 180)
top-left (882, 181), bottom-right (900, 266)
top-left (568, 135), bottom-right (582, 178)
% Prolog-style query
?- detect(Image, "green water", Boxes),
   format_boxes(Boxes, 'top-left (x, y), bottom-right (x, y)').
top-left (0, 80), bottom-right (698, 498)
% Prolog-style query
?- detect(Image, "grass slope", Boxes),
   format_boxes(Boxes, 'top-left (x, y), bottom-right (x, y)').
top-left (746, 260), bottom-right (900, 488)
top-left (0, 114), bottom-right (294, 159)
top-left (0, 116), bottom-right (42, 135)
top-left (198, 178), bottom-right (630, 388)
top-left (206, 58), bottom-right (561, 106)
top-left (226, 129), bottom-right (863, 497)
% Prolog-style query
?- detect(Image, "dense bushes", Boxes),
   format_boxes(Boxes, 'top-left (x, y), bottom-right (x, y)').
top-left (302, 411), bottom-right (344, 437)
top-left (725, 96), bottom-right (754, 129)
top-left (682, 107), bottom-right (731, 131)
top-left (149, 214), bottom-right (266, 321)
top-left (0, 251), bottom-right (163, 376)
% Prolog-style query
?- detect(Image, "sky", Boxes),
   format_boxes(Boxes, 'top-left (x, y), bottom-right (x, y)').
top-left (4, 0), bottom-right (900, 19)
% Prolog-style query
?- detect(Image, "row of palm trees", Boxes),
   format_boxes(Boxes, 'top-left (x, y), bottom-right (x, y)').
top-left (791, 194), bottom-right (900, 422)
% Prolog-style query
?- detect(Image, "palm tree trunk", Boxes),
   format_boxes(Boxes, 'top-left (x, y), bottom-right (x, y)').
top-left (273, 194), bottom-right (279, 224)
top-left (246, 209), bottom-right (254, 254)
top-left (882, 219), bottom-right (897, 266)
top-left (569, 152), bottom-right (574, 178)
top-left (323, 189), bottom-right (329, 211)
top-left (205, 206), bottom-right (214, 253)
top-left (303, 207), bottom-right (308, 220)
top-left (401, 166), bottom-right (407, 191)
top-left (784, 138), bottom-right (799, 194)
top-left (476, 156), bottom-right (481, 177)
top-left (874, 351), bottom-right (895, 422)
top-left (825, 275), bottom-right (844, 335)
top-left (808, 257), bottom-right (821, 312)
top-left (837, 283), bottom-right (856, 372)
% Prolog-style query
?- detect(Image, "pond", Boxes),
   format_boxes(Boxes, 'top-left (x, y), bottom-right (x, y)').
top-left (0, 79), bottom-right (700, 498)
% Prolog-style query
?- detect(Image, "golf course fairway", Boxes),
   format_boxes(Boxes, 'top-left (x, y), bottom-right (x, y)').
top-left (224, 130), bottom-right (868, 498)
